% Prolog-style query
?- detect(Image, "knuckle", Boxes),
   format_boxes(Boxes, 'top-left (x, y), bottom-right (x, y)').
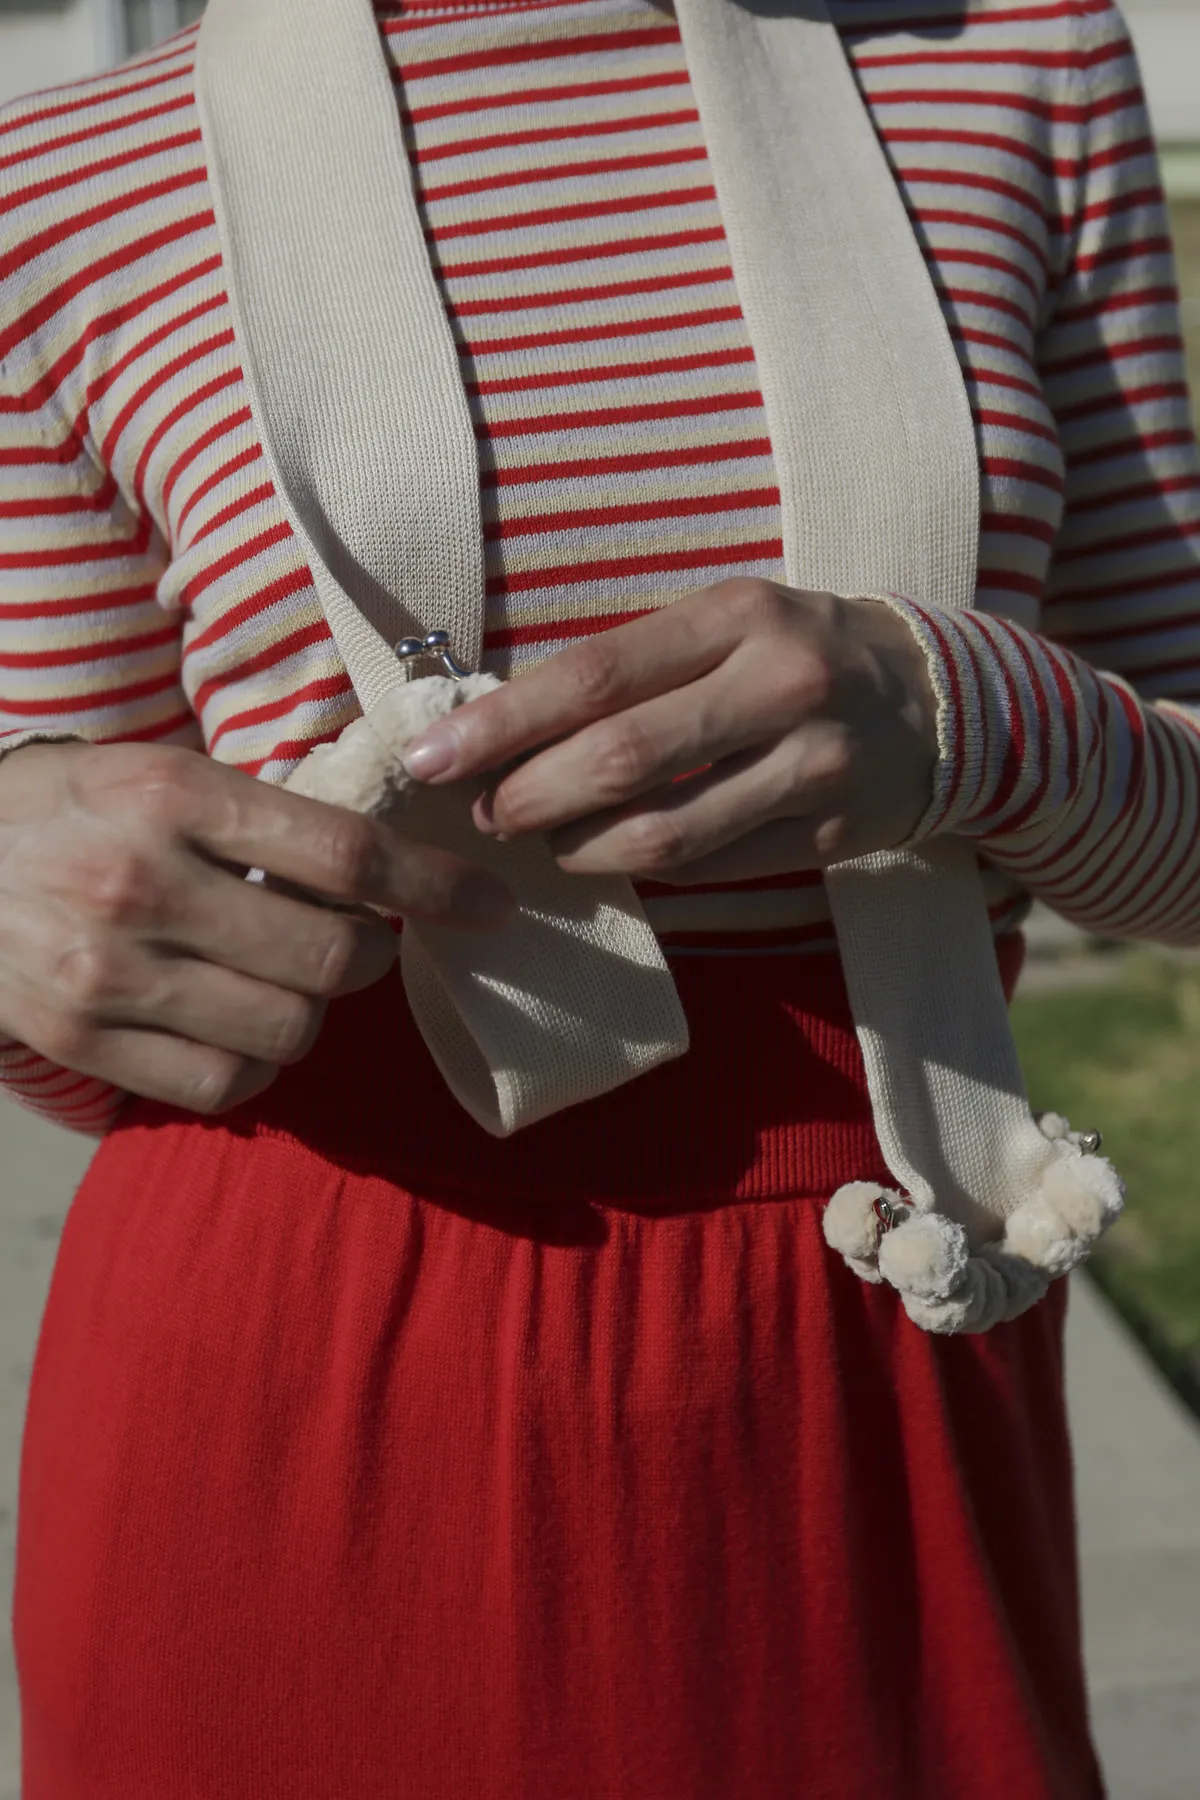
top-left (319, 816), bottom-right (380, 897)
top-left (129, 751), bottom-right (197, 832)
top-left (807, 588), bottom-right (844, 632)
top-left (35, 1010), bottom-right (96, 1070)
top-left (309, 915), bottom-right (360, 994)
top-left (781, 730), bottom-right (849, 811)
top-left (565, 639), bottom-right (623, 713)
top-left (794, 652), bottom-right (837, 713)
top-left (812, 813), bottom-right (852, 863)
top-left (85, 848), bottom-right (160, 927)
top-left (771, 650), bottom-right (836, 724)
top-left (51, 939), bottom-right (122, 1013)
top-left (387, 839), bottom-right (450, 914)
top-left (719, 577), bottom-right (784, 631)
top-left (591, 719), bottom-right (655, 799)
top-left (626, 809), bottom-right (687, 873)
top-left (821, 734), bottom-right (855, 787)
top-left (805, 724), bottom-right (855, 789)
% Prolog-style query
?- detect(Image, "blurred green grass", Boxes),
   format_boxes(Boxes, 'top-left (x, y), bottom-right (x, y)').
top-left (1013, 958), bottom-right (1200, 1383)
top-left (1169, 198), bottom-right (1200, 412)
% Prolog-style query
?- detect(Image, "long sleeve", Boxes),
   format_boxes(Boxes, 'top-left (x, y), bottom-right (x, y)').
top-left (899, 1), bottom-right (1200, 947)
top-left (0, 94), bottom-right (201, 1131)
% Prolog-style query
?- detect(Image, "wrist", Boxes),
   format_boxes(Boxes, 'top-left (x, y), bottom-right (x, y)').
top-left (0, 736), bottom-right (89, 823)
top-left (0, 731), bottom-right (86, 773)
top-left (854, 593), bottom-right (953, 843)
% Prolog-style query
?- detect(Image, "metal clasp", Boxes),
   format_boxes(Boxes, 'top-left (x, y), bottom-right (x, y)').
top-left (873, 1194), bottom-right (912, 1249)
top-left (395, 629), bottom-right (472, 682)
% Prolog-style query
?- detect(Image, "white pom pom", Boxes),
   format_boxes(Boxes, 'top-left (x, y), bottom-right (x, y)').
top-left (898, 1242), bottom-right (1051, 1334)
top-left (283, 740), bottom-right (339, 801)
top-left (899, 1257), bottom-right (994, 1334)
top-left (285, 673), bottom-right (505, 821)
top-left (372, 670), bottom-right (502, 760)
top-left (455, 672), bottom-right (503, 705)
top-left (284, 716), bottom-right (396, 815)
top-left (1001, 1194), bottom-right (1085, 1278)
top-left (877, 1211), bottom-right (969, 1302)
top-left (1041, 1148), bottom-right (1124, 1239)
top-left (1002, 1145), bottom-right (1124, 1276)
top-left (823, 1182), bottom-right (899, 1282)
top-left (371, 676), bottom-right (462, 750)
top-left (822, 1114), bottom-right (1123, 1337)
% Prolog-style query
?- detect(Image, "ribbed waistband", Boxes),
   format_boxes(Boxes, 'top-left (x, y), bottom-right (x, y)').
top-left (123, 939), bottom-right (1023, 1213)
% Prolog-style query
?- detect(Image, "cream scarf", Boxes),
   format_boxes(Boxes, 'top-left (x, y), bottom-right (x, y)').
top-left (194, 0), bottom-right (1122, 1332)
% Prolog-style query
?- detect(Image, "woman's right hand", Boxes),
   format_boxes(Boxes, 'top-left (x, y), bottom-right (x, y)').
top-left (0, 740), bottom-right (512, 1114)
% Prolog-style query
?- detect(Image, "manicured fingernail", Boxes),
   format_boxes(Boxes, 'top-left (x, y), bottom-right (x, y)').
top-left (403, 724), bottom-right (459, 782)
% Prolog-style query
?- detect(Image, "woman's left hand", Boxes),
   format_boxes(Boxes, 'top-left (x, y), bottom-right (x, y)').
top-left (402, 579), bottom-right (940, 885)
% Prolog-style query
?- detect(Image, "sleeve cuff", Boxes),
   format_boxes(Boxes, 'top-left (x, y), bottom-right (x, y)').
top-left (857, 592), bottom-right (983, 844)
top-left (0, 728), bottom-right (85, 765)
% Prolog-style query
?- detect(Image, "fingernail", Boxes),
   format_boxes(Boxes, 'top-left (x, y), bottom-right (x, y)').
top-left (403, 724), bottom-right (459, 782)
top-left (473, 790), bottom-right (501, 836)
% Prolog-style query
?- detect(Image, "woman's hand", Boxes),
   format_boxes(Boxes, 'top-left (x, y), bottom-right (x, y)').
top-left (403, 580), bottom-right (940, 885)
top-left (0, 741), bottom-right (512, 1113)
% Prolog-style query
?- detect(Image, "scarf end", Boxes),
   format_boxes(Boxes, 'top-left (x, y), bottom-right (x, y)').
top-left (822, 1116), bottom-right (1125, 1334)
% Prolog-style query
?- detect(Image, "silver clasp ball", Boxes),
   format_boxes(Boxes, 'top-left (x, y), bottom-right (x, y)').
top-left (395, 630), bottom-right (472, 682)
top-left (872, 1194), bottom-right (906, 1248)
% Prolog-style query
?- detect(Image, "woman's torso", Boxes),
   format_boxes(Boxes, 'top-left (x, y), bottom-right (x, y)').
top-left (0, 0), bottom-right (1112, 960)
top-left (7, 27), bottom-right (1109, 1789)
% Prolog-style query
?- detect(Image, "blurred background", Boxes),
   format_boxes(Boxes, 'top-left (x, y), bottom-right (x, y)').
top-left (1, 2), bottom-right (1200, 1798)
top-left (0, 0), bottom-right (204, 94)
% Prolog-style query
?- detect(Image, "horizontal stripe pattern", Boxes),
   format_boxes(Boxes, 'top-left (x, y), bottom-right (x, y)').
top-left (392, 2), bottom-right (785, 646)
top-left (890, 590), bottom-right (1200, 944)
top-left (0, 0), bottom-right (1198, 1131)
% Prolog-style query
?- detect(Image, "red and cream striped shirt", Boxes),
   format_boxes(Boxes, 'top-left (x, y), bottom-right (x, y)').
top-left (1, 0), bottom-right (1199, 1130)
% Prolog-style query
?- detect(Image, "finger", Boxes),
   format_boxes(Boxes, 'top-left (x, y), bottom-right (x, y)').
top-left (101, 952), bottom-right (330, 1068)
top-left (166, 856), bottom-right (400, 996)
top-left (157, 756), bottom-right (513, 925)
top-left (254, 823), bottom-right (513, 928)
top-left (401, 586), bottom-right (753, 785)
top-left (477, 659), bottom-right (796, 838)
top-left (633, 819), bottom-right (825, 886)
top-left (547, 737), bottom-right (848, 877)
top-left (54, 1024), bottom-right (280, 1116)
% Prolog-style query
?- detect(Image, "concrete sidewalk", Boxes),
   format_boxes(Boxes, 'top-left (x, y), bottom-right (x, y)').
top-left (1068, 1276), bottom-right (1200, 1798)
top-left (0, 1100), bottom-right (93, 1800)
top-left (2, 1098), bottom-right (1200, 1798)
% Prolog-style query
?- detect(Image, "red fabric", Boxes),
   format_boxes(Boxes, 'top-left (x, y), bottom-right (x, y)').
top-left (15, 944), bottom-right (1103, 1798)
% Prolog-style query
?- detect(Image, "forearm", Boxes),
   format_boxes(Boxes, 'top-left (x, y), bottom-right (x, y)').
top-left (892, 597), bottom-right (1200, 946)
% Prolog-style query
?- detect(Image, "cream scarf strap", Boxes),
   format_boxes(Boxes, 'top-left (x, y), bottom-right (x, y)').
top-left (193, 0), bottom-right (688, 1136)
top-left (194, 0), bottom-right (1121, 1329)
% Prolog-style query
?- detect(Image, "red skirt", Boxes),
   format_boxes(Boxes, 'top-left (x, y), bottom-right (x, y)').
top-left (15, 945), bottom-right (1103, 1799)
